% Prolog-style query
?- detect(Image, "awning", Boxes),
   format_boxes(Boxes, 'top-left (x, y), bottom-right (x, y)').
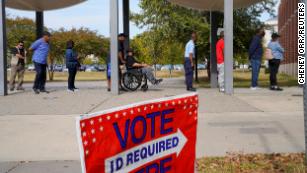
top-left (168, 0), bottom-right (264, 11)
top-left (6, 0), bottom-right (86, 11)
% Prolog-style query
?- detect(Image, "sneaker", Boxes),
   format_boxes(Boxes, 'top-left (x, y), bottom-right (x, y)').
top-left (73, 87), bottom-right (79, 92)
top-left (40, 89), bottom-right (50, 94)
top-left (67, 89), bottom-right (74, 93)
top-left (250, 87), bottom-right (258, 90)
top-left (33, 89), bottom-right (40, 94)
top-left (154, 79), bottom-right (163, 85)
top-left (271, 86), bottom-right (283, 91)
top-left (9, 88), bottom-right (14, 92)
top-left (16, 87), bottom-right (25, 91)
top-left (219, 88), bottom-right (225, 92)
top-left (275, 87), bottom-right (283, 91)
top-left (270, 86), bottom-right (276, 91)
top-left (187, 87), bottom-right (197, 92)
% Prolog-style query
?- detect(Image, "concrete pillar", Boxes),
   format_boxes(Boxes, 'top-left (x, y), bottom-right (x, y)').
top-left (110, 0), bottom-right (119, 94)
top-left (0, 0), bottom-right (7, 96)
top-left (224, 0), bottom-right (234, 95)
top-left (195, 45), bottom-right (198, 82)
top-left (123, 0), bottom-right (130, 50)
top-left (210, 11), bottom-right (218, 88)
top-left (35, 11), bottom-right (44, 39)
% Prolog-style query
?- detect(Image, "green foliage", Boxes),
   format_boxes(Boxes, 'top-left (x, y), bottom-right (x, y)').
top-left (6, 16), bottom-right (36, 49)
top-left (131, 0), bottom-right (210, 64)
top-left (211, 1), bottom-right (278, 63)
top-left (6, 16), bottom-right (37, 63)
top-left (49, 27), bottom-right (109, 64)
top-left (6, 16), bottom-right (109, 65)
top-left (132, 0), bottom-right (277, 65)
top-left (83, 57), bottom-right (93, 65)
top-left (131, 31), bottom-right (184, 65)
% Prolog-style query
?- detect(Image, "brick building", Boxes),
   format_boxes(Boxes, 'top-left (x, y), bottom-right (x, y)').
top-left (278, 0), bottom-right (298, 77)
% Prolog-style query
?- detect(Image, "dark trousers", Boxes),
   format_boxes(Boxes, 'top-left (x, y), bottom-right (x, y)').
top-left (33, 62), bottom-right (47, 90)
top-left (184, 58), bottom-right (194, 89)
top-left (269, 59), bottom-right (281, 86)
top-left (68, 67), bottom-right (77, 90)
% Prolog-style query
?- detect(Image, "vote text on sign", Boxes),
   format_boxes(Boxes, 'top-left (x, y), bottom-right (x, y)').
top-left (76, 93), bottom-right (198, 173)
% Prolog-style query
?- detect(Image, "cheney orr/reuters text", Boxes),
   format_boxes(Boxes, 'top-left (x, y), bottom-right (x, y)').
top-left (298, 2), bottom-right (305, 84)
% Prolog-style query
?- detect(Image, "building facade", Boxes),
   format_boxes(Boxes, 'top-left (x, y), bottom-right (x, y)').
top-left (278, 0), bottom-right (298, 77)
top-left (264, 18), bottom-right (278, 46)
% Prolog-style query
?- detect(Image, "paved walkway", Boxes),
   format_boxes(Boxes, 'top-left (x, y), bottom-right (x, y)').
top-left (0, 78), bottom-right (304, 172)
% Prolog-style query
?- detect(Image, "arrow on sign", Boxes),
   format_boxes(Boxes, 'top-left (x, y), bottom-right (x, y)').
top-left (105, 129), bottom-right (187, 173)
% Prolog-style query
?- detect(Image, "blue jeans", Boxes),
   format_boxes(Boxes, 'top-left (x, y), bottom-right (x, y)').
top-left (184, 59), bottom-right (193, 89)
top-left (251, 59), bottom-right (261, 87)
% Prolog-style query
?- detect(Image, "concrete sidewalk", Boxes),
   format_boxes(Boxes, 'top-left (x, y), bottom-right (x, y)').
top-left (0, 79), bottom-right (304, 172)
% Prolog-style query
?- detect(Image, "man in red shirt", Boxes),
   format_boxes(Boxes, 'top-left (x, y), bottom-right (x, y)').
top-left (216, 31), bottom-right (225, 92)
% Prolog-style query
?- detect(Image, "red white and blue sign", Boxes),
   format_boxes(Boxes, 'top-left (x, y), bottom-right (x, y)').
top-left (76, 93), bottom-right (198, 173)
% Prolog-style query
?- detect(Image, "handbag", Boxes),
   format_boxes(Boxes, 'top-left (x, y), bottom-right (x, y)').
top-left (265, 48), bottom-right (273, 60)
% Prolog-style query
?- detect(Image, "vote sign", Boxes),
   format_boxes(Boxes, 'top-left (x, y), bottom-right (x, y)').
top-left (76, 93), bottom-right (198, 173)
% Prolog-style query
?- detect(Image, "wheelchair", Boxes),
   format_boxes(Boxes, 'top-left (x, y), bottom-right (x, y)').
top-left (122, 68), bottom-right (148, 92)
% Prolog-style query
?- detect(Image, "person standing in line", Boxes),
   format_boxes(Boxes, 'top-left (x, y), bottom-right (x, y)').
top-left (66, 40), bottom-right (79, 92)
top-left (184, 32), bottom-right (197, 92)
top-left (267, 33), bottom-right (284, 91)
top-left (29, 31), bottom-right (51, 94)
top-left (106, 53), bottom-right (111, 92)
top-left (216, 31), bottom-right (225, 92)
top-left (249, 28), bottom-right (265, 90)
top-left (9, 40), bottom-right (26, 91)
top-left (106, 33), bottom-right (126, 92)
top-left (118, 33), bottom-right (127, 91)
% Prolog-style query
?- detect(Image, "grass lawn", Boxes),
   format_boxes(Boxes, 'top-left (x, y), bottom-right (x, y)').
top-left (10, 70), bottom-right (184, 83)
top-left (12, 69), bottom-right (298, 88)
top-left (197, 69), bottom-right (298, 88)
top-left (196, 153), bottom-right (305, 173)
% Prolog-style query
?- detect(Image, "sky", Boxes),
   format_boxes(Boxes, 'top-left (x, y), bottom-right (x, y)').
top-left (6, 0), bottom-right (280, 38)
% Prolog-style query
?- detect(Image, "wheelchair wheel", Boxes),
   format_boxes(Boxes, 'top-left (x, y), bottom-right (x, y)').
top-left (123, 72), bottom-right (142, 91)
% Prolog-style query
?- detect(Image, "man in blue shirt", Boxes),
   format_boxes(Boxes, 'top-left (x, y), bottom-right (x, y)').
top-left (29, 31), bottom-right (51, 94)
top-left (184, 32), bottom-right (197, 92)
top-left (249, 28), bottom-right (265, 90)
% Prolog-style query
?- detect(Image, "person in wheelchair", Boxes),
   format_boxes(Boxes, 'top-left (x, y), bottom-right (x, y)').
top-left (126, 48), bottom-right (163, 85)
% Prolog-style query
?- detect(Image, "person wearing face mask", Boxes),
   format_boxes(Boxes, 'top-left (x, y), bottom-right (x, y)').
top-left (249, 28), bottom-right (265, 90)
top-left (9, 40), bottom-right (26, 91)
top-left (29, 31), bottom-right (52, 94)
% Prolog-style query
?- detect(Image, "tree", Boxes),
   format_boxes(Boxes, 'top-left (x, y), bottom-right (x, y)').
top-left (48, 28), bottom-right (109, 80)
top-left (6, 16), bottom-right (37, 64)
top-left (132, 0), bottom-right (277, 67)
top-left (6, 16), bottom-right (110, 80)
top-left (131, 0), bottom-right (210, 63)
top-left (203, 1), bottom-right (277, 64)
